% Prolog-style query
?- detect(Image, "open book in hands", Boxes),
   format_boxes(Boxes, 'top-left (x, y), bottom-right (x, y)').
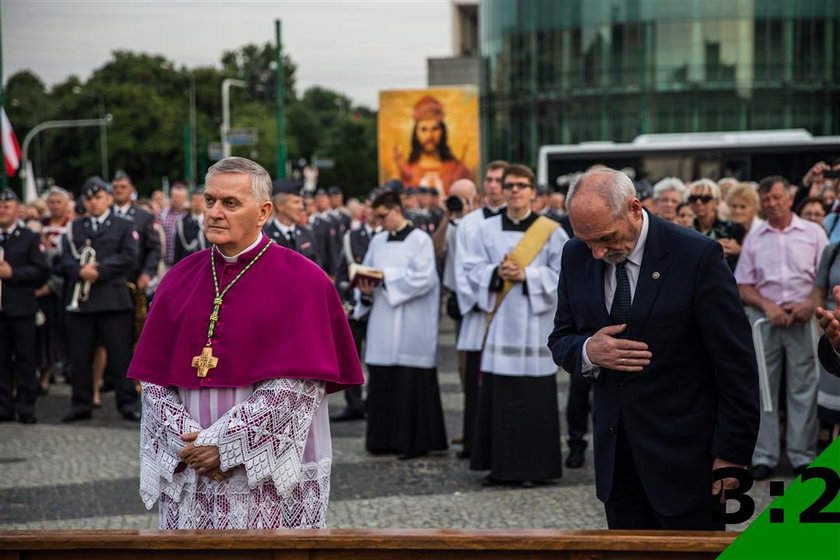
top-left (349, 263), bottom-right (384, 288)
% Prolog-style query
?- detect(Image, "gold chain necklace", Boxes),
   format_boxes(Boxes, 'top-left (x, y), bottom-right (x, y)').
top-left (191, 241), bottom-right (271, 377)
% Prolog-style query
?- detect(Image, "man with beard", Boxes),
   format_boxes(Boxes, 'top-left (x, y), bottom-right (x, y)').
top-left (549, 167), bottom-right (759, 530)
top-left (393, 95), bottom-right (473, 194)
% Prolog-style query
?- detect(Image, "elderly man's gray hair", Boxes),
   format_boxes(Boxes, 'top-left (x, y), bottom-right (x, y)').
top-left (653, 177), bottom-right (686, 200)
top-left (205, 157), bottom-right (271, 205)
top-left (45, 186), bottom-right (70, 201)
top-left (567, 167), bottom-right (636, 219)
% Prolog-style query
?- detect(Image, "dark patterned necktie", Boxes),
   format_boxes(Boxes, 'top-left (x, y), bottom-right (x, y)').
top-left (610, 261), bottom-right (631, 325)
top-left (285, 231), bottom-right (295, 249)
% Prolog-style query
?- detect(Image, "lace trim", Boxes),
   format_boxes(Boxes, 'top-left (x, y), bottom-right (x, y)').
top-left (139, 382), bottom-right (203, 509)
top-left (158, 458), bottom-right (331, 529)
top-left (140, 378), bottom-right (328, 529)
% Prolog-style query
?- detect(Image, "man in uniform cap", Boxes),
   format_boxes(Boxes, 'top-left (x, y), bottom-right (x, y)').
top-left (264, 179), bottom-right (318, 264)
top-left (0, 189), bottom-right (49, 423)
top-left (383, 180), bottom-right (404, 194)
top-left (328, 186), bottom-right (351, 235)
top-left (111, 170), bottom-right (161, 294)
top-left (309, 188), bottom-right (341, 278)
top-left (61, 179), bottom-right (141, 422)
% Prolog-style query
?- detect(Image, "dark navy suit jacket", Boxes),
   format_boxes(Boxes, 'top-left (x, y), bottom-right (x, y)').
top-left (818, 335), bottom-right (840, 377)
top-left (548, 212), bottom-right (759, 516)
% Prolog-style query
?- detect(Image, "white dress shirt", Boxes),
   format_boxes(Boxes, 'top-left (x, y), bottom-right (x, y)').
top-left (582, 210), bottom-right (650, 372)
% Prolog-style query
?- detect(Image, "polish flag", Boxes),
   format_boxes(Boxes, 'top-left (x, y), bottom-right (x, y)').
top-left (1, 107), bottom-right (22, 176)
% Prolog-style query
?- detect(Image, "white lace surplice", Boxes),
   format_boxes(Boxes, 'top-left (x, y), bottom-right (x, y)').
top-left (139, 378), bottom-right (331, 529)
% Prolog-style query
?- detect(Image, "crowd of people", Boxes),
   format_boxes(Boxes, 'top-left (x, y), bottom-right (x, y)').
top-left (1, 154), bottom-right (839, 530)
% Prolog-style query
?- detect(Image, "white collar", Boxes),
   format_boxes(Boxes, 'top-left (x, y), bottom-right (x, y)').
top-left (506, 208), bottom-right (532, 225)
top-left (626, 210), bottom-right (650, 267)
top-left (216, 232), bottom-right (263, 263)
top-left (273, 217), bottom-right (295, 235)
top-left (115, 203), bottom-right (132, 214)
top-left (1, 221), bottom-right (19, 235)
top-left (91, 209), bottom-right (111, 224)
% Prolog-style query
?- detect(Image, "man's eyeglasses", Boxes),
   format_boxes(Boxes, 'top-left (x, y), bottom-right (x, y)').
top-left (502, 181), bottom-right (532, 191)
top-left (688, 195), bottom-right (714, 204)
top-left (374, 208), bottom-right (393, 219)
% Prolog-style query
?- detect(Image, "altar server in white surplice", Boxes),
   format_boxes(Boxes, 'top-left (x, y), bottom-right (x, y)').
top-left (465, 163), bottom-right (569, 487)
top-left (353, 190), bottom-right (448, 460)
top-left (452, 160), bottom-right (508, 459)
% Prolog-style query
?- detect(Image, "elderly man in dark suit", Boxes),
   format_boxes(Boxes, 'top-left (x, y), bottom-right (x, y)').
top-left (816, 285), bottom-right (840, 377)
top-left (548, 167), bottom-right (760, 531)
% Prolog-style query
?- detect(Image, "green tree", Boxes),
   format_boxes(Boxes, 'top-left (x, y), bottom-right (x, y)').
top-left (3, 41), bottom-right (380, 197)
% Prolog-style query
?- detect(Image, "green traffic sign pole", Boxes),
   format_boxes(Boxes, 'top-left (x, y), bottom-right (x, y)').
top-left (275, 19), bottom-right (286, 179)
top-left (183, 124), bottom-right (191, 189)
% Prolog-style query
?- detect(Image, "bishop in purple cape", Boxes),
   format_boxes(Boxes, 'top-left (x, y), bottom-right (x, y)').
top-left (128, 233), bottom-right (362, 392)
top-left (128, 157), bottom-right (363, 530)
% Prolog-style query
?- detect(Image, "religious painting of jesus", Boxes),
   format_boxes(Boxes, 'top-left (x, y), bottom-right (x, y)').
top-left (378, 87), bottom-right (479, 196)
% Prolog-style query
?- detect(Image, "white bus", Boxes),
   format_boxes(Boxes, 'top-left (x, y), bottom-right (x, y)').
top-left (537, 129), bottom-right (840, 190)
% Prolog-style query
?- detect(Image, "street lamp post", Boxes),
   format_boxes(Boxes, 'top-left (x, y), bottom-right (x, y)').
top-left (189, 72), bottom-right (197, 188)
top-left (221, 78), bottom-right (246, 158)
top-left (19, 116), bottom-right (113, 182)
top-left (72, 86), bottom-right (109, 179)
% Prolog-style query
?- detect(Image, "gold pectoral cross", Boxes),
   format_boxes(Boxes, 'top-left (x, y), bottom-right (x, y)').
top-left (191, 346), bottom-right (219, 378)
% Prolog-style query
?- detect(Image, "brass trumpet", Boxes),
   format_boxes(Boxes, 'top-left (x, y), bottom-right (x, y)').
top-left (67, 240), bottom-right (96, 312)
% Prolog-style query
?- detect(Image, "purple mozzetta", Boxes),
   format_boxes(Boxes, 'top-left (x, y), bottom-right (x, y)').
top-left (128, 233), bottom-right (363, 393)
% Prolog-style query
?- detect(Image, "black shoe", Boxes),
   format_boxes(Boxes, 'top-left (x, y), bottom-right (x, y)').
top-left (18, 416), bottom-right (37, 425)
top-left (565, 446), bottom-right (585, 469)
top-left (792, 464), bottom-right (810, 478)
top-left (397, 451), bottom-right (427, 461)
top-left (37, 386), bottom-right (49, 396)
top-left (62, 409), bottom-right (92, 423)
top-left (481, 475), bottom-right (508, 487)
top-left (0, 414), bottom-right (13, 423)
top-left (120, 408), bottom-right (141, 422)
top-left (330, 408), bottom-right (365, 422)
top-left (751, 464), bottom-right (774, 481)
top-left (456, 450), bottom-right (471, 459)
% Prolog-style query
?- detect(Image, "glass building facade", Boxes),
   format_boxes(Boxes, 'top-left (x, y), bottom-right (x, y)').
top-left (480, 0), bottom-right (840, 167)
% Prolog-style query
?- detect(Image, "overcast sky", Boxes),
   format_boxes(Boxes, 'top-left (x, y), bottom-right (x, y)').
top-left (3, 0), bottom-right (453, 109)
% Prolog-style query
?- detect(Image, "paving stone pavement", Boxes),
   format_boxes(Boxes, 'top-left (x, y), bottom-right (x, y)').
top-left (0, 318), bottom-right (782, 531)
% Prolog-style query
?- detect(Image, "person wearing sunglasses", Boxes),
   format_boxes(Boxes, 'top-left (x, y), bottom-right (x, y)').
top-left (464, 163), bottom-right (569, 488)
top-left (689, 179), bottom-right (746, 270)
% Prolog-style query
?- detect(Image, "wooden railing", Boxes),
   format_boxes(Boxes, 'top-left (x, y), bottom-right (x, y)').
top-left (0, 529), bottom-right (736, 559)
